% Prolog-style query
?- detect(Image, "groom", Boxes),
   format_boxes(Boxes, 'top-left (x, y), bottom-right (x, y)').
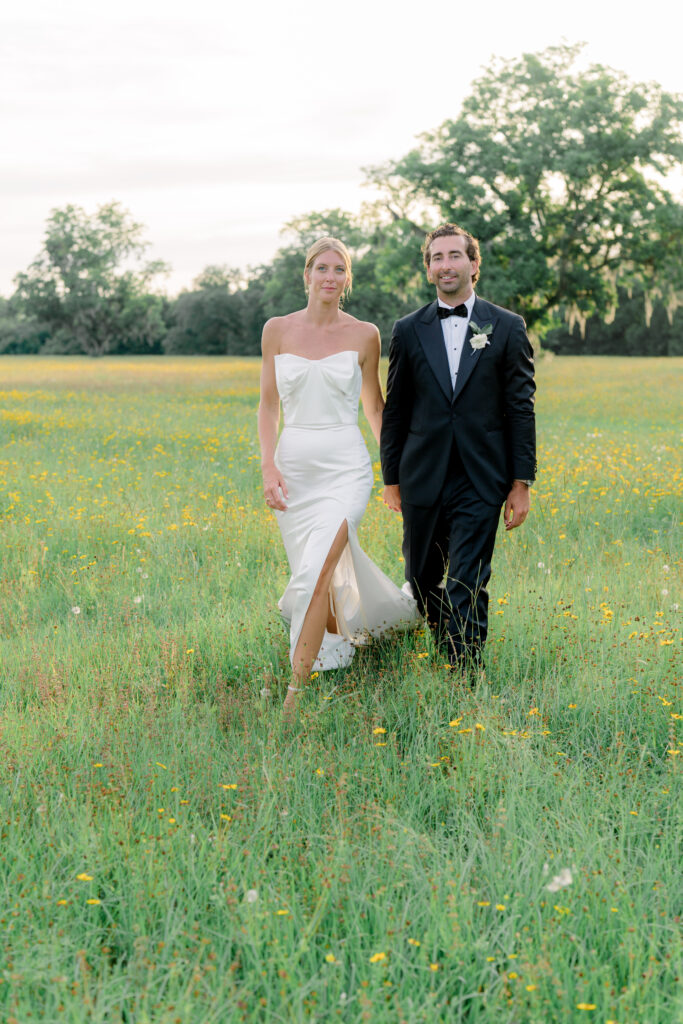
top-left (380, 224), bottom-right (536, 671)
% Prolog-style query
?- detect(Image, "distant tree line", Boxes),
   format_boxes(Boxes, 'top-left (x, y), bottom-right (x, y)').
top-left (2, 44), bottom-right (681, 357)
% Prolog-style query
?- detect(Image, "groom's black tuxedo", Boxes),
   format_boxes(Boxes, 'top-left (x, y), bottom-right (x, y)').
top-left (381, 296), bottom-right (536, 506)
top-left (380, 295), bottom-right (536, 664)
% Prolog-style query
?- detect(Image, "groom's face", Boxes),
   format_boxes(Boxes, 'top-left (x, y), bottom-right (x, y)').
top-left (426, 235), bottom-right (478, 303)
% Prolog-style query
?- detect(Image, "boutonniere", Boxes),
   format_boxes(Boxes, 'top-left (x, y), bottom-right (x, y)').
top-left (469, 320), bottom-right (493, 350)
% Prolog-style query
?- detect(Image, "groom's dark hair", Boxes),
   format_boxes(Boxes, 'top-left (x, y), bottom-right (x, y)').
top-left (423, 224), bottom-right (481, 285)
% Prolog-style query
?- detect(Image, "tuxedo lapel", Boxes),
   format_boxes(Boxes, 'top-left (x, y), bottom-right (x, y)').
top-left (416, 302), bottom-right (452, 401)
top-left (452, 297), bottom-right (497, 405)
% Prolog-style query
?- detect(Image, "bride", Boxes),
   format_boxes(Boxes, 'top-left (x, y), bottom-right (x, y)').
top-left (258, 236), bottom-right (418, 714)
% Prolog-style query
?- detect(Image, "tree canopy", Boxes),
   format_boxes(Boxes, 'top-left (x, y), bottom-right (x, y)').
top-left (4, 45), bottom-right (682, 356)
top-left (12, 202), bottom-right (169, 356)
top-left (365, 43), bottom-right (683, 334)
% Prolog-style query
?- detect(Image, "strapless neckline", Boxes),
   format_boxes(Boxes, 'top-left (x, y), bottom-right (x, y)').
top-left (275, 350), bottom-right (359, 365)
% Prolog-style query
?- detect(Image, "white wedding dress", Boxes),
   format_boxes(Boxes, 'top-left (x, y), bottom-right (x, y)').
top-left (273, 349), bottom-right (419, 670)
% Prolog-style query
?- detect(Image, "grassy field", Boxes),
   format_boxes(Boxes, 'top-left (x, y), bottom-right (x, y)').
top-left (0, 355), bottom-right (680, 1024)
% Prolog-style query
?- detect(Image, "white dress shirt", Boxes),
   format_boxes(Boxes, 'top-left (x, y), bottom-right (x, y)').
top-left (438, 292), bottom-right (476, 390)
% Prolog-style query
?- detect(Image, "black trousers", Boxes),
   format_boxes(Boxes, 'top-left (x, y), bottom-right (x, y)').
top-left (401, 445), bottom-right (501, 665)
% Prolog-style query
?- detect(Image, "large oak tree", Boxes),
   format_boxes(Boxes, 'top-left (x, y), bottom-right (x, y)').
top-left (365, 44), bottom-right (683, 335)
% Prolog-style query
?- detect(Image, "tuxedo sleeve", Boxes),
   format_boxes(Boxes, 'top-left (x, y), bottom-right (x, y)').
top-left (503, 317), bottom-right (537, 481)
top-left (380, 323), bottom-right (413, 486)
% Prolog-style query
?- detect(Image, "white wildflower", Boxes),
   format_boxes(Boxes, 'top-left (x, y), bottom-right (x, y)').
top-left (545, 867), bottom-right (573, 892)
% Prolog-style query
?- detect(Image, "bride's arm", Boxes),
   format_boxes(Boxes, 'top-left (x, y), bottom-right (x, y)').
top-left (258, 320), bottom-right (288, 511)
top-left (359, 325), bottom-right (384, 446)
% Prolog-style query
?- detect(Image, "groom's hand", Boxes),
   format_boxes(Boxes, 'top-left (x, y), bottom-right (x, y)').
top-left (504, 480), bottom-right (530, 531)
top-left (383, 484), bottom-right (402, 513)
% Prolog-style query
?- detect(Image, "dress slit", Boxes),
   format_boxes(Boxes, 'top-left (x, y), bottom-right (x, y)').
top-left (281, 512), bottom-right (358, 671)
top-left (290, 517), bottom-right (349, 674)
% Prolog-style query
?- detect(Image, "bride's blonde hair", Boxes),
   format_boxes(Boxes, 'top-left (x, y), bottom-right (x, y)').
top-left (303, 237), bottom-right (353, 299)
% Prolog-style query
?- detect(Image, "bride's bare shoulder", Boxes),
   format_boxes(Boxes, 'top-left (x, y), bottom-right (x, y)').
top-left (263, 310), bottom-right (306, 333)
top-left (340, 311), bottom-right (378, 335)
top-left (341, 313), bottom-right (380, 356)
top-left (262, 310), bottom-right (306, 351)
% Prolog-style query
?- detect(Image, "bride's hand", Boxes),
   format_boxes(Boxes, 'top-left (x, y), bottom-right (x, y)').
top-left (262, 465), bottom-right (288, 511)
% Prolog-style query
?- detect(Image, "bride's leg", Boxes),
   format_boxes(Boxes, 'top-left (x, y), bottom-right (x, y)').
top-left (326, 591), bottom-right (339, 634)
top-left (284, 520), bottom-right (349, 713)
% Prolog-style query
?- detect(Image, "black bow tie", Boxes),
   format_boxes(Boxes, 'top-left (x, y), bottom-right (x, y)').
top-left (437, 303), bottom-right (468, 319)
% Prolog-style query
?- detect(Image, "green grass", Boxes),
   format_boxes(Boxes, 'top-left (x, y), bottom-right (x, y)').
top-left (0, 355), bottom-right (681, 1023)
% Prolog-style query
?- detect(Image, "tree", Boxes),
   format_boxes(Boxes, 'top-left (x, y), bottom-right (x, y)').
top-left (164, 287), bottom-right (251, 355)
top-left (13, 202), bottom-right (169, 355)
top-left (544, 285), bottom-right (683, 355)
top-left (366, 44), bottom-right (683, 336)
top-left (0, 297), bottom-right (50, 354)
top-left (192, 264), bottom-right (245, 292)
top-left (163, 262), bottom-right (258, 355)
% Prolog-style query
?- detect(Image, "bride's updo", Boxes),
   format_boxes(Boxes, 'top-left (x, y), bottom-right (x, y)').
top-left (303, 237), bottom-right (353, 299)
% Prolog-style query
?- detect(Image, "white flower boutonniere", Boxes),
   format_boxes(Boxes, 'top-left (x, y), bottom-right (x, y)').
top-left (469, 320), bottom-right (493, 351)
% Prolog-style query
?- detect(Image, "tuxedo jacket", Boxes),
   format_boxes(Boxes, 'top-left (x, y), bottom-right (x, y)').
top-left (380, 296), bottom-right (536, 508)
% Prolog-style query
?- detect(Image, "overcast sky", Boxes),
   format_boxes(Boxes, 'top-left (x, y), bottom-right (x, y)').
top-left (2, 0), bottom-right (681, 297)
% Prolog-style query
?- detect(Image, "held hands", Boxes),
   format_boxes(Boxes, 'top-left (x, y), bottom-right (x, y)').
top-left (382, 484), bottom-right (402, 513)
top-left (504, 480), bottom-right (530, 531)
top-left (262, 465), bottom-right (288, 512)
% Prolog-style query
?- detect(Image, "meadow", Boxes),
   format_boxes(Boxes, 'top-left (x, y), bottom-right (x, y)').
top-left (0, 355), bottom-right (680, 1024)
